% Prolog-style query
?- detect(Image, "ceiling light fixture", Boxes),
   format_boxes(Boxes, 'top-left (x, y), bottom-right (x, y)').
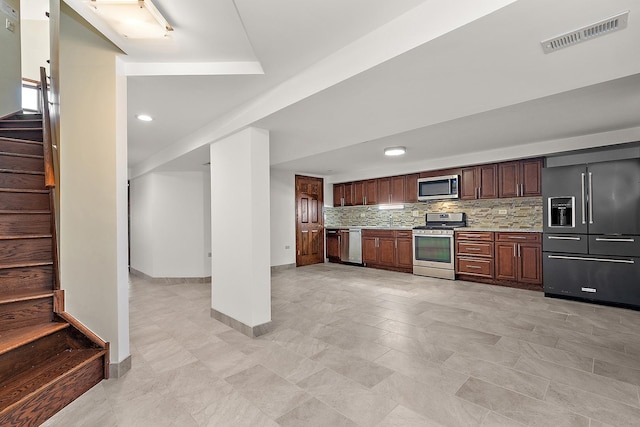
top-left (136, 114), bottom-right (153, 122)
top-left (87, 0), bottom-right (174, 39)
top-left (384, 146), bottom-right (406, 156)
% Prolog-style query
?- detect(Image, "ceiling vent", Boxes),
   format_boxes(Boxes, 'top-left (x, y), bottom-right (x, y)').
top-left (541, 11), bottom-right (629, 54)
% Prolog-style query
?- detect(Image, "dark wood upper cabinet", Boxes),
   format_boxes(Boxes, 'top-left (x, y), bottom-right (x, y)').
top-left (333, 184), bottom-right (344, 207)
top-left (499, 158), bottom-right (542, 198)
top-left (353, 181), bottom-right (365, 206)
top-left (343, 182), bottom-right (354, 206)
top-left (377, 177), bottom-right (392, 204)
top-left (390, 175), bottom-right (405, 204)
top-left (460, 164), bottom-right (497, 199)
top-left (364, 179), bottom-right (378, 205)
top-left (404, 173), bottom-right (419, 203)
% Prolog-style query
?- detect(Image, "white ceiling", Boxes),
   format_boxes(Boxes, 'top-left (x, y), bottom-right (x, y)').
top-left (58, 0), bottom-right (640, 181)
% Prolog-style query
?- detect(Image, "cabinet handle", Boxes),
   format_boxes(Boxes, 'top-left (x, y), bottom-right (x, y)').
top-left (595, 237), bottom-right (635, 242)
top-left (520, 183), bottom-right (524, 197)
top-left (395, 240), bottom-right (397, 249)
top-left (364, 196), bottom-right (367, 205)
top-left (516, 184), bottom-right (520, 197)
top-left (547, 255), bottom-right (634, 264)
top-left (467, 265), bottom-right (481, 269)
top-left (518, 244), bottom-right (521, 257)
top-left (513, 245), bottom-right (516, 257)
top-left (466, 247), bottom-right (481, 251)
top-left (507, 236), bottom-right (526, 239)
top-left (547, 236), bottom-right (581, 241)
top-left (588, 172), bottom-right (594, 224)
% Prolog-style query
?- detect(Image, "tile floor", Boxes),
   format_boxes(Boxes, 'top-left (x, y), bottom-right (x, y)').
top-left (43, 263), bottom-right (640, 426)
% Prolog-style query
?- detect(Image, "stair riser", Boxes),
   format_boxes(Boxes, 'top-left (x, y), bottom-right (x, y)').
top-left (0, 192), bottom-right (49, 210)
top-left (0, 155), bottom-right (44, 173)
top-left (0, 265), bottom-right (53, 294)
top-left (0, 172), bottom-right (45, 190)
top-left (9, 115), bottom-right (42, 120)
top-left (0, 214), bottom-right (51, 236)
top-left (0, 140), bottom-right (43, 156)
top-left (0, 297), bottom-right (53, 332)
top-left (0, 130), bottom-right (43, 142)
top-left (0, 354), bottom-right (104, 426)
top-left (0, 237), bottom-right (53, 266)
top-left (0, 331), bottom-right (71, 384)
top-left (0, 121), bottom-right (42, 129)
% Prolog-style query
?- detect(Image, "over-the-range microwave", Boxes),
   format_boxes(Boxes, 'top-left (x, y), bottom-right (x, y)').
top-left (417, 175), bottom-right (460, 201)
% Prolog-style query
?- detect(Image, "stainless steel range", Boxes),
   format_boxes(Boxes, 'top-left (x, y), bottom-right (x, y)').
top-left (413, 212), bottom-right (466, 279)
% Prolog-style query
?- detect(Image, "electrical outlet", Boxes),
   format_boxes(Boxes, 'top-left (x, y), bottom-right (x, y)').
top-left (498, 209), bottom-right (507, 215)
top-left (6, 19), bottom-right (15, 33)
top-left (412, 210), bottom-right (420, 217)
top-left (360, 213), bottom-right (366, 217)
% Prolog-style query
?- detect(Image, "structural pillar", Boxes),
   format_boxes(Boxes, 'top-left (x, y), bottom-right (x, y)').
top-left (210, 127), bottom-right (271, 337)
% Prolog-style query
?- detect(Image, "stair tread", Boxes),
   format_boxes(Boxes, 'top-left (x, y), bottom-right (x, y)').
top-left (0, 210), bottom-right (50, 215)
top-left (0, 261), bottom-right (54, 270)
top-left (0, 323), bottom-right (69, 357)
top-left (0, 348), bottom-right (106, 410)
top-left (0, 169), bottom-right (45, 176)
top-left (0, 234), bottom-right (52, 240)
top-left (0, 152), bottom-right (44, 159)
top-left (0, 188), bottom-right (48, 194)
top-left (0, 291), bottom-right (54, 306)
top-left (0, 137), bottom-right (42, 146)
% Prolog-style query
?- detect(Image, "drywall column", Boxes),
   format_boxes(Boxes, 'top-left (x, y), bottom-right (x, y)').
top-left (59, 4), bottom-right (130, 376)
top-left (210, 127), bottom-right (271, 337)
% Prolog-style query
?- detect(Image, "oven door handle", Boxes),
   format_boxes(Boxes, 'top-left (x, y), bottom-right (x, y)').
top-left (547, 255), bottom-right (634, 264)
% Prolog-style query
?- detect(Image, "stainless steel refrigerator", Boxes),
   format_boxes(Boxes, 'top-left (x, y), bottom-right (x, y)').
top-left (542, 158), bottom-right (640, 307)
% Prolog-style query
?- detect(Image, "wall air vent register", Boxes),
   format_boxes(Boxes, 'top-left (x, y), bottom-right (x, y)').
top-left (541, 11), bottom-right (629, 54)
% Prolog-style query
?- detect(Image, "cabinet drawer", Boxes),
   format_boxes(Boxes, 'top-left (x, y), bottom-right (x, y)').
top-left (456, 241), bottom-right (493, 257)
top-left (496, 232), bottom-right (540, 243)
top-left (362, 229), bottom-right (395, 238)
top-left (396, 230), bottom-right (413, 239)
top-left (457, 257), bottom-right (493, 277)
top-left (456, 231), bottom-right (493, 241)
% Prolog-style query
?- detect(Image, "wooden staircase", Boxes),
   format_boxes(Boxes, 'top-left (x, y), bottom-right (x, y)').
top-left (0, 82), bottom-right (109, 425)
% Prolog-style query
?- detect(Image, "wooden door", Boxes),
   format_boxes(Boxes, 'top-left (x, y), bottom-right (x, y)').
top-left (378, 237), bottom-right (396, 266)
top-left (362, 236), bottom-right (378, 265)
top-left (494, 242), bottom-right (517, 281)
top-left (404, 173), bottom-right (419, 203)
top-left (326, 231), bottom-right (340, 261)
top-left (460, 167), bottom-right (477, 200)
top-left (518, 244), bottom-right (542, 284)
top-left (296, 175), bottom-right (324, 266)
top-left (364, 179), bottom-right (378, 205)
top-left (396, 237), bottom-right (413, 269)
top-left (390, 175), bottom-right (405, 203)
top-left (498, 161), bottom-right (519, 198)
top-left (478, 164), bottom-right (498, 199)
top-left (520, 158), bottom-right (542, 197)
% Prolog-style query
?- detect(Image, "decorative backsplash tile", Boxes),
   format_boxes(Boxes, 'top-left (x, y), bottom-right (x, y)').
top-left (325, 197), bottom-right (542, 229)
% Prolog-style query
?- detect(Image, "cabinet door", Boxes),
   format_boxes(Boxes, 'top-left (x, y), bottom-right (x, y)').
top-left (396, 238), bottom-right (413, 269)
top-left (377, 178), bottom-right (392, 204)
top-left (378, 237), bottom-right (396, 266)
top-left (498, 161), bottom-right (519, 198)
top-left (364, 179), bottom-right (378, 205)
top-left (404, 173), bottom-right (419, 203)
top-left (478, 164), bottom-right (498, 199)
top-left (362, 237), bottom-right (378, 265)
top-left (390, 175), bottom-right (405, 203)
top-left (333, 184), bottom-right (344, 207)
top-left (520, 158), bottom-right (542, 197)
top-left (460, 167), bottom-right (478, 200)
top-left (326, 233), bottom-right (340, 260)
top-left (343, 182), bottom-right (354, 206)
top-left (518, 244), bottom-right (542, 284)
top-left (494, 242), bottom-right (517, 281)
top-left (353, 181), bottom-right (365, 206)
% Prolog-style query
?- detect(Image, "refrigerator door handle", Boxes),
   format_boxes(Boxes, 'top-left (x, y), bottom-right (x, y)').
top-left (588, 172), bottom-right (594, 224)
top-left (595, 237), bottom-right (635, 242)
top-left (580, 173), bottom-right (586, 224)
top-left (547, 255), bottom-right (634, 264)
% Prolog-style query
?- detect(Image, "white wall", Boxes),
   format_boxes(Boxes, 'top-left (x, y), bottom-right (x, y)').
top-left (129, 171), bottom-right (211, 278)
top-left (270, 169), bottom-right (296, 266)
top-left (0, 0), bottom-right (21, 116)
top-left (20, 19), bottom-right (49, 81)
top-left (59, 3), bottom-right (129, 365)
top-left (211, 128), bottom-right (271, 328)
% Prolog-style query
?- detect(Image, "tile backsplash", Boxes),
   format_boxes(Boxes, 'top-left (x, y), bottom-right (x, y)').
top-left (325, 197), bottom-right (542, 229)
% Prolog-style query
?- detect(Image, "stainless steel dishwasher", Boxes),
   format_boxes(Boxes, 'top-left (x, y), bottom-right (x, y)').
top-left (339, 228), bottom-right (363, 264)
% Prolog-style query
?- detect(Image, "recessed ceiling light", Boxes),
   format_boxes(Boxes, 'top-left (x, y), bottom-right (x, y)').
top-left (137, 114), bottom-right (153, 122)
top-left (384, 146), bottom-right (406, 156)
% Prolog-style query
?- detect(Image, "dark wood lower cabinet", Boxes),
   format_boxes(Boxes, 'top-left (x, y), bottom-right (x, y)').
top-left (362, 229), bottom-right (412, 273)
top-left (326, 230), bottom-right (340, 261)
top-left (456, 231), bottom-right (542, 290)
